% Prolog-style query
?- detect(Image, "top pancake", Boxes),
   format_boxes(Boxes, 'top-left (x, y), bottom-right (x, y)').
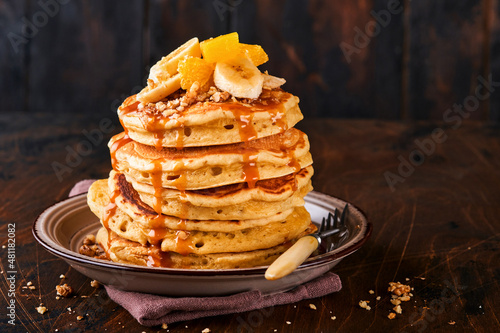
top-left (118, 89), bottom-right (303, 148)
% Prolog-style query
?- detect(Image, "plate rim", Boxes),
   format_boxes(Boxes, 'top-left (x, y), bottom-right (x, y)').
top-left (32, 191), bottom-right (372, 276)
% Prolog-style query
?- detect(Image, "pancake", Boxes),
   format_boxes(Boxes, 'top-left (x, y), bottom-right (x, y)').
top-left (110, 128), bottom-right (312, 190)
top-left (88, 179), bottom-right (294, 232)
top-left (110, 166), bottom-right (313, 220)
top-left (97, 227), bottom-right (316, 269)
top-left (118, 90), bottom-right (303, 148)
top-left (95, 201), bottom-right (311, 255)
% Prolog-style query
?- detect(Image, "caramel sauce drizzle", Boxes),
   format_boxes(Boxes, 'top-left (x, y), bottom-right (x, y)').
top-left (229, 104), bottom-right (261, 188)
top-left (102, 189), bottom-right (120, 251)
top-left (146, 245), bottom-right (172, 268)
top-left (117, 95), bottom-right (140, 136)
top-left (109, 134), bottom-right (133, 171)
top-left (174, 219), bottom-right (194, 256)
top-left (150, 158), bottom-right (163, 215)
top-left (175, 119), bottom-right (185, 150)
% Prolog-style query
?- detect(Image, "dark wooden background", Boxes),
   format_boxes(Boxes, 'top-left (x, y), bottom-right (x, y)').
top-left (2, 0), bottom-right (500, 121)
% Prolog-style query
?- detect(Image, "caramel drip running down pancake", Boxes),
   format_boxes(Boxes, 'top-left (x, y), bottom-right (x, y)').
top-left (175, 220), bottom-right (194, 256)
top-left (146, 243), bottom-right (172, 268)
top-left (109, 134), bottom-right (133, 170)
top-left (119, 95), bottom-right (167, 152)
top-left (175, 119), bottom-right (185, 150)
top-left (150, 156), bottom-right (191, 253)
top-left (102, 189), bottom-right (120, 252)
top-left (151, 158), bottom-right (163, 215)
top-left (231, 102), bottom-right (260, 188)
top-left (230, 101), bottom-right (289, 189)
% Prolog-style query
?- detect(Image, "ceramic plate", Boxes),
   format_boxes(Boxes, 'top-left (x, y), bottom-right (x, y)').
top-left (33, 191), bottom-right (371, 296)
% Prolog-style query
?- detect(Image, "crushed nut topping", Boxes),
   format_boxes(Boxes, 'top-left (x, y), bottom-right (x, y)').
top-left (388, 282), bottom-right (411, 296)
top-left (359, 300), bottom-right (371, 310)
top-left (83, 234), bottom-right (96, 245)
top-left (309, 304), bottom-right (317, 310)
top-left (79, 244), bottom-right (106, 260)
top-left (90, 280), bottom-right (100, 288)
top-left (385, 281), bottom-right (414, 319)
top-left (136, 85), bottom-right (282, 121)
top-left (36, 304), bottom-right (48, 314)
top-left (56, 284), bottom-right (74, 297)
top-left (391, 299), bottom-right (401, 306)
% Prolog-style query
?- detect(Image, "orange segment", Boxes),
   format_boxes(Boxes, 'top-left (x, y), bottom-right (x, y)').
top-left (200, 32), bottom-right (240, 63)
top-left (178, 57), bottom-right (215, 90)
top-left (240, 43), bottom-right (268, 66)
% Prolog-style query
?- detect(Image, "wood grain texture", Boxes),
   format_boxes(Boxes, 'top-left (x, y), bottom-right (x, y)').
top-left (489, 0), bottom-right (500, 123)
top-left (406, 0), bottom-right (489, 120)
top-left (0, 0), bottom-right (26, 111)
top-left (27, 0), bottom-right (144, 114)
top-left (1, 113), bottom-right (499, 332)
top-left (232, 0), bottom-right (381, 118)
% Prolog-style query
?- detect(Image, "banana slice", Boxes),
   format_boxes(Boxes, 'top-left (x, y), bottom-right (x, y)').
top-left (137, 73), bottom-right (181, 104)
top-left (213, 56), bottom-right (264, 99)
top-left (263, 74), bottom-right (286, 89)
top-left (149, 37), bottom-right (201, 85)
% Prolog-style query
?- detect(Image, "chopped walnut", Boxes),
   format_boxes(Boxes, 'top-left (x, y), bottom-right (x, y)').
top-left (309, 304), bottom-right (317, 310)
top-left (90, 280), bottom-right (100, 288)
top-left (390, 299), bottom-right (401, 306)
top-left (79, 244), bottom-right (97, 257)
top-left (77, 315), bottom-right (84, 321)
top-left (161, 323), bottom-right (168, 329)
top-left (83, 234), bottom-right (96, 245)
top-left (36, 305), bottom-right (48, 314)
top-left (448, 320), bottom-right (456, 325)
top-left (56, 284), bottom-right (73, 297)
top-left (393, 305), bottom-right (402, 314)
top-left (388, 312), bottom-right (396, 320)
top-left (202, 329), bottom-right (211, 333)
top-left (79, 243), bottom-right (107, 260)
top-left (359, 300), bottom-right (371, 310)
top-left (388, 282), bottom-right (411, 296)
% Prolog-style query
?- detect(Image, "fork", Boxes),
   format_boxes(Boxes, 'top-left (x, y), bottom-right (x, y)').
top-left (265, 204), bottom-right (349, 280)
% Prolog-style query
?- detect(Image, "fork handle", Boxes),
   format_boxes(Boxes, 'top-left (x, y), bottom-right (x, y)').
top-left (265, 235), bottom-right (320, 281)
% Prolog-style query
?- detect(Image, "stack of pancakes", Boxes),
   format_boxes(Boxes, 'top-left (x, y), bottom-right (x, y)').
top-left (88, 48), bottom-right (315, 270)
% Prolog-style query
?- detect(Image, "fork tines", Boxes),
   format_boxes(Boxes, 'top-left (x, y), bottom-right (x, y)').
top-left (319, 204), bottom-right (349, 235)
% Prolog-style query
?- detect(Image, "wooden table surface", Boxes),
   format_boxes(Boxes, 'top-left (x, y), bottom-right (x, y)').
top-left (1, 113), bottom-right (499, 333)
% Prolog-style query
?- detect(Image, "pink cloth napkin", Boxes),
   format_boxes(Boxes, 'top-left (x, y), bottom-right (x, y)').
top-left (69, 180), bottom-right (342, 326)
